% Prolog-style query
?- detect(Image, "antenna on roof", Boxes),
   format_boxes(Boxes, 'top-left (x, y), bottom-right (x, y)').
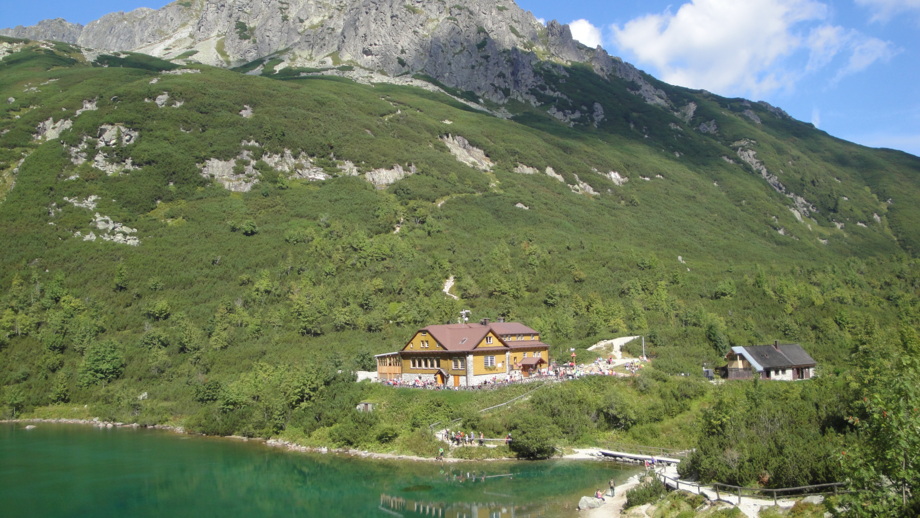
top-left (460, 309), bottom-right (471, 323)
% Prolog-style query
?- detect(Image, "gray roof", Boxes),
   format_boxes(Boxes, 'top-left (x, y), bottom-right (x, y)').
top-left (733, 343), bottom-right (816, 370)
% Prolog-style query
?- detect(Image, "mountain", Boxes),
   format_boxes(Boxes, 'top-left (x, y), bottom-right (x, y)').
top-left (1, 0), bottom-right (661, 107)
top-left (0, 1), bottom-right (918, 458)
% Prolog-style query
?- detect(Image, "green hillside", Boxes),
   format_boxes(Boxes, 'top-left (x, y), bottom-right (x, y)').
top-left (1, 38), bottom-right (919, 504)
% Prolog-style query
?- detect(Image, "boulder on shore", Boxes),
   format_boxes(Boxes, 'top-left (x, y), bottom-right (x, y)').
top-left (577, 496), bottom-right (605, 510)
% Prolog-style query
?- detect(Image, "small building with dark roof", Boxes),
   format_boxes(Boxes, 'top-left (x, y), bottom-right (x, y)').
top-left (376, 320), bottom-right (550, 387)
top-left (723, 341), bottom-right (816, 381)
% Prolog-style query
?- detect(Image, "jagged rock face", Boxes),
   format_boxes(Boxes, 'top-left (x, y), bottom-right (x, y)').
top-left (0, 18), bottom-right (83, 43)
top-left (2, 0), bottom-right (668, 108)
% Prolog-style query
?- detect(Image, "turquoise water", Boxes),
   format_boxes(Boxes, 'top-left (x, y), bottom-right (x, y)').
top-left (0, 423), bottom-right (634, 517)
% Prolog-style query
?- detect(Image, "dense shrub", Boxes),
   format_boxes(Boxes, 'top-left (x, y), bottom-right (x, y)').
top-left (679, 380), bottom-right (844, 488)
top-left (78, 340), bottom-right (125, 387)
top-left (624, 477), bottom-right (667, 508)
top-left (508, 412), bottom-right (559, 459)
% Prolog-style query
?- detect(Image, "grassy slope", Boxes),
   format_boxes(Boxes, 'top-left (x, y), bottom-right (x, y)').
top-left (0, 38), bottom-right (918, 454)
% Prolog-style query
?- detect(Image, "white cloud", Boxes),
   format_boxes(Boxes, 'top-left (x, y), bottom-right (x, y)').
top-left (611, 0), bottom-right (827, 96)
top-left (806, 25), bottom-right (846, 71)
top-left (806, 24), bottom-right (896, 83)
top-left (833, 35), bottom-right (897, 82)
top-left (855, 0), bottom-right (920, 22)
top-left (610, 0), bottom-right (895, 98)
top-left (569, 19), bottom-right (602, 48)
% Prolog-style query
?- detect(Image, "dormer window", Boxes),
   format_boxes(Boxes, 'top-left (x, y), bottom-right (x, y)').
top-left (486, 336), bottom-right (493, 345)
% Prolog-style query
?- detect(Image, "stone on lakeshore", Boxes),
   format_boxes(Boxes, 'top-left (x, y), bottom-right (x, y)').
top-left (577, 496), bottom-right (605, 510)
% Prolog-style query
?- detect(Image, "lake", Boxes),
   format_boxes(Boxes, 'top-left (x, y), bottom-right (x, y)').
top-left (0, 423), bottom-right (636, 517)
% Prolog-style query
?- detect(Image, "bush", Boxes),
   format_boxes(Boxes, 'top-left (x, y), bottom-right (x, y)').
top-left (330, 409), bottom-right (378, 447)
top-left (398, 428), bottom-right (440, 458)
top-left (624, 477), bottom-right (667, 508)
top-left (138, 330), bottom-right (169, 349)
top-left (78, 340), bottom-right (125, 387)
top-left (509, 412), bottom-right (559, 459)
top-left (145, 300), bottom-right (172, 321)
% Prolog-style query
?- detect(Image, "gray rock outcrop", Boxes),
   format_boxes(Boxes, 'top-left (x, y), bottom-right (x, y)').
top-left (734, 139), bottom-right (817, 217)
top-left (2, 0), bottom-right (672, 115)
top-left (0, 18), bottom-right (83, 43)
top-left (441, 135), bottom-right (493, 171)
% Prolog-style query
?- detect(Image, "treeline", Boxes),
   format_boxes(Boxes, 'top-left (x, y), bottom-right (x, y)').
top-left (2, 37), bottom-right (920, 515)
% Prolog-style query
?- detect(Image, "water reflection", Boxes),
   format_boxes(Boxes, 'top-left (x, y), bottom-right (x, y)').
top-left (380, 493), bottom-right (546, 518)
top-left (1, 424), bottom-right (632, 518)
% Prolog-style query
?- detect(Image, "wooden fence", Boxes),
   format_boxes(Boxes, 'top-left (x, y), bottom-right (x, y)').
top-left (654, 469), bottom-right (848, 506)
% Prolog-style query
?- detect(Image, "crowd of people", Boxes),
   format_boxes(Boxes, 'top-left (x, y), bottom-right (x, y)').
top-left (439, 429), bottom-right (512, 448)
top-left (377, 357), bottom-right (651, 389)
top-left (443, 429), bottom-right (485, 446)
top-left (378, 373), bottom-right (554, 390)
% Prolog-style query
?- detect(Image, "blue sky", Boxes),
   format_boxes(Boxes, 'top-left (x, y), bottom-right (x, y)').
top-left (3, 0), bottom-right (919, 157)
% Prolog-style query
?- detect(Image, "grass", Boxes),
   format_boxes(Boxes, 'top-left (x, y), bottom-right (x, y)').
top-left (0, 39), bottom-right (917, 469)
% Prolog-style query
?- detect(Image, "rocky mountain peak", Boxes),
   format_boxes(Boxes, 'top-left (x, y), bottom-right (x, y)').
top-left (1, 0), bottom-right (668, 109)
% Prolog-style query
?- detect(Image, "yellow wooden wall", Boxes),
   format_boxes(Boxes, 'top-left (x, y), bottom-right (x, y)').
top-left (508, 347), bottom-right (548, 368)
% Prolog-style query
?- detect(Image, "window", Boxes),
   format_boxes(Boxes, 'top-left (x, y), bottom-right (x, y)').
top-left (523, 352), bottom-right (528, 358)
top-left (411, 358), bottom-right (438, 369)
top-left (484, 355), bottom-right (496, 367)
top-left (421, 340), bottom-right (429, 348)
top-left (486, 336), bottom-right (493, 345)
top-left (452, 358), bottom-right (465, 370)
top-left (535, 351), bottom-right (541, 358)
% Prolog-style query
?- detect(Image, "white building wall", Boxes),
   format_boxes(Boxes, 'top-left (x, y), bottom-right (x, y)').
top-left (769, 368), bottom-right (794, 381)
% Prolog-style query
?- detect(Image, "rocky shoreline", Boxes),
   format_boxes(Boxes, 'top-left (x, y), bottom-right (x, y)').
top-left (1, 418), bottom-right (619, 465)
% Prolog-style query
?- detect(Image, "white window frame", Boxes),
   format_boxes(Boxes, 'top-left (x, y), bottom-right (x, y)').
top-left (486, 336), bottom-right (493, 344)
top-left (484, 355), bottom-right (496, 367)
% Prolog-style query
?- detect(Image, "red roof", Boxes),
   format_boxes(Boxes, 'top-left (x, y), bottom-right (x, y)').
top-left (518, 357), bottom-right (547, 366)
top-left (488, 322), bottom-right (538, 336)
top-left (420, 323), bottom-right (491, 352)
top-left (411, 322), bottom-right (548, 352)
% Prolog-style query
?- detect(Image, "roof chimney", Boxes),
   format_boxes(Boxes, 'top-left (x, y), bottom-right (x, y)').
top-left (773, 340), bottom-right (779, 350)
top-left (480, 318), bottom-right (490, 326)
